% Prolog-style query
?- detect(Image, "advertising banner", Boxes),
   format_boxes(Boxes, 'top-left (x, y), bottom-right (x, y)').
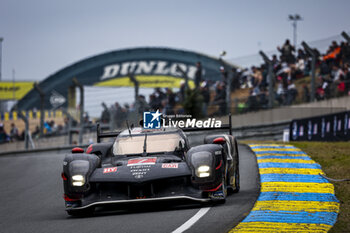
top-left (290, 111), bottom-right (350, 141)
top-left (0, 82), bottom-right (34, 100)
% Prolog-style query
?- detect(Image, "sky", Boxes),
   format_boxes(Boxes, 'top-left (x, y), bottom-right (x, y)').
top-left (1, 0), bottom-right (350, 82)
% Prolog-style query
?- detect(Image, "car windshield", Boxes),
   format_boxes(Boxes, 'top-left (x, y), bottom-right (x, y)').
top-left (113, 132), bottom-right (182, 155)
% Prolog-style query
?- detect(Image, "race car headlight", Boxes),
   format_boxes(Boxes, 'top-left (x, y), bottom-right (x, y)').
top-left (71, 175), bottom-right (85, 186)
top-left (196, 165), bottom-right (210, 178)
top-left (198, 172), bottom-right (210, 178)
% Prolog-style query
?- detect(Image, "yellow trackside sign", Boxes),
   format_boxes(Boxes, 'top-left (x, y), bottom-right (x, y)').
top-left (0, 82), bottom-right (34, 100)
top-left (94, 75), bottom-right (195, 88)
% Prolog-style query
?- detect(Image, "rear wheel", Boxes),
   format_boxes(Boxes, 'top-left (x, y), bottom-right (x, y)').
top-left (233, 139), bottom-right (240, 193)
top-left (233, 162), bottom-right (240, 193)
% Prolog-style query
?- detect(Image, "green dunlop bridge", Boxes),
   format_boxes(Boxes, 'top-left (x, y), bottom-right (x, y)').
top-left (17, 47), bottom-right (236, 110)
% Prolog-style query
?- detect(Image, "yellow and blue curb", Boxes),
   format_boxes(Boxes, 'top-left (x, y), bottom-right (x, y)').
top-left (230, 144), bottom-right (339, 233)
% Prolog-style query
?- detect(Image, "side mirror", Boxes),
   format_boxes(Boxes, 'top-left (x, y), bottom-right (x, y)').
top-left (179, 140), bottom-right (185, 149)
top-left (72, 147), bottom-right (84, 153)
top-left (213, 137), bottom-right (225, 145)
top-left (86, 144), bottom-right (93, 154)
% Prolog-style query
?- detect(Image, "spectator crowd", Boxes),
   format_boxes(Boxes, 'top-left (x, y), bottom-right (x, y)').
top-left (102, 38), bottom-right (350, 126)
top-left (227, 38), bottom-right (350, 112)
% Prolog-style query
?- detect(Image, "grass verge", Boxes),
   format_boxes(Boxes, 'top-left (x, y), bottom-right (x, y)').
top-left (290, 142), bottom-right (350, 233)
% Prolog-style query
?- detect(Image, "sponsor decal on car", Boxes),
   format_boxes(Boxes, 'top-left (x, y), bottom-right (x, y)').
top-left (130, 165), bottom-right (152, 179)
top-left (127, 157), bottom-right (157, 166)
top-left (103, 167), bottom-right (118, 173)
top-left (161, 163), bottom-right (179, 168)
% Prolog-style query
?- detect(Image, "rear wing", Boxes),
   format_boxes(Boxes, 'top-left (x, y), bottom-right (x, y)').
top-left (96, 124), bottom-right (121, 143)
top-left (96, 114), bottom-right (232, 143)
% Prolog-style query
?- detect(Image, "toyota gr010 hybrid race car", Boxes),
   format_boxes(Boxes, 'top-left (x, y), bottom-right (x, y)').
top-left (61, 123), bottom-right (240, 216)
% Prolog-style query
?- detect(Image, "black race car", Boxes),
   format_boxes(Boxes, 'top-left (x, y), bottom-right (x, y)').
top-left (61, 122), bottom-right (240, 216)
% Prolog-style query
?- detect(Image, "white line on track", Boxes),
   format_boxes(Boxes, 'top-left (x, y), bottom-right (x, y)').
top-left (171, 207), bottom-right (211, 233)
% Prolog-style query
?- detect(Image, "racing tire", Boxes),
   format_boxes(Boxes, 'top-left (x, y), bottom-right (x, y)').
top-left (211, 176), bottom-right (227, 204)
top-left (232, 162), bottom-right (240, 193)
top-left (232, 139), bottom-right (240, 193)
top-left (218, 177), bottom-right (227, 204)
top-left (67, 207), bottom-right (94, 217)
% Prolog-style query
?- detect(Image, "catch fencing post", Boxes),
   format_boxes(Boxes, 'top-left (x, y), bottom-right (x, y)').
top-left (62, 108), bottom-right (74, 145)
top-left (72, 78), bottom-right (84, 145)
top-left (301, 41), bottom-right (316, 102)
top-left (101, 102), bottom-right (112, 131)
top-left (176, 65), bottom-right (189, 92)
top-left (218, 51), bottom-right (233, 115)
top-left (33, 83), bottom-right (45, 137)
top-left (259, 51), bottom-right (274, 108)
top-left (341, 31), bottom-right (350, 43)
top-left (128, 73), bottom-right (139, 103)
top-left (17, 111), bottom-right (29, 149)
top-left (128, 73), bottom-right (140, 124)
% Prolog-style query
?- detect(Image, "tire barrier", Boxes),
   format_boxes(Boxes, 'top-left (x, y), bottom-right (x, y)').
top-left (230, 144), bottom-right (339, 233)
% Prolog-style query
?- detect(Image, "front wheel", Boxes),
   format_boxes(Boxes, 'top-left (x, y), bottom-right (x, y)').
top-left (209, 177), bottom-right (227, 204)
top-left (233, 162), bottom-right (240, 193)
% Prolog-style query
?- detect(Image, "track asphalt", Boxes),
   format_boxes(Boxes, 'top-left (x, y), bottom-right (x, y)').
top-left (0, 136), bottom-right (259, 233)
